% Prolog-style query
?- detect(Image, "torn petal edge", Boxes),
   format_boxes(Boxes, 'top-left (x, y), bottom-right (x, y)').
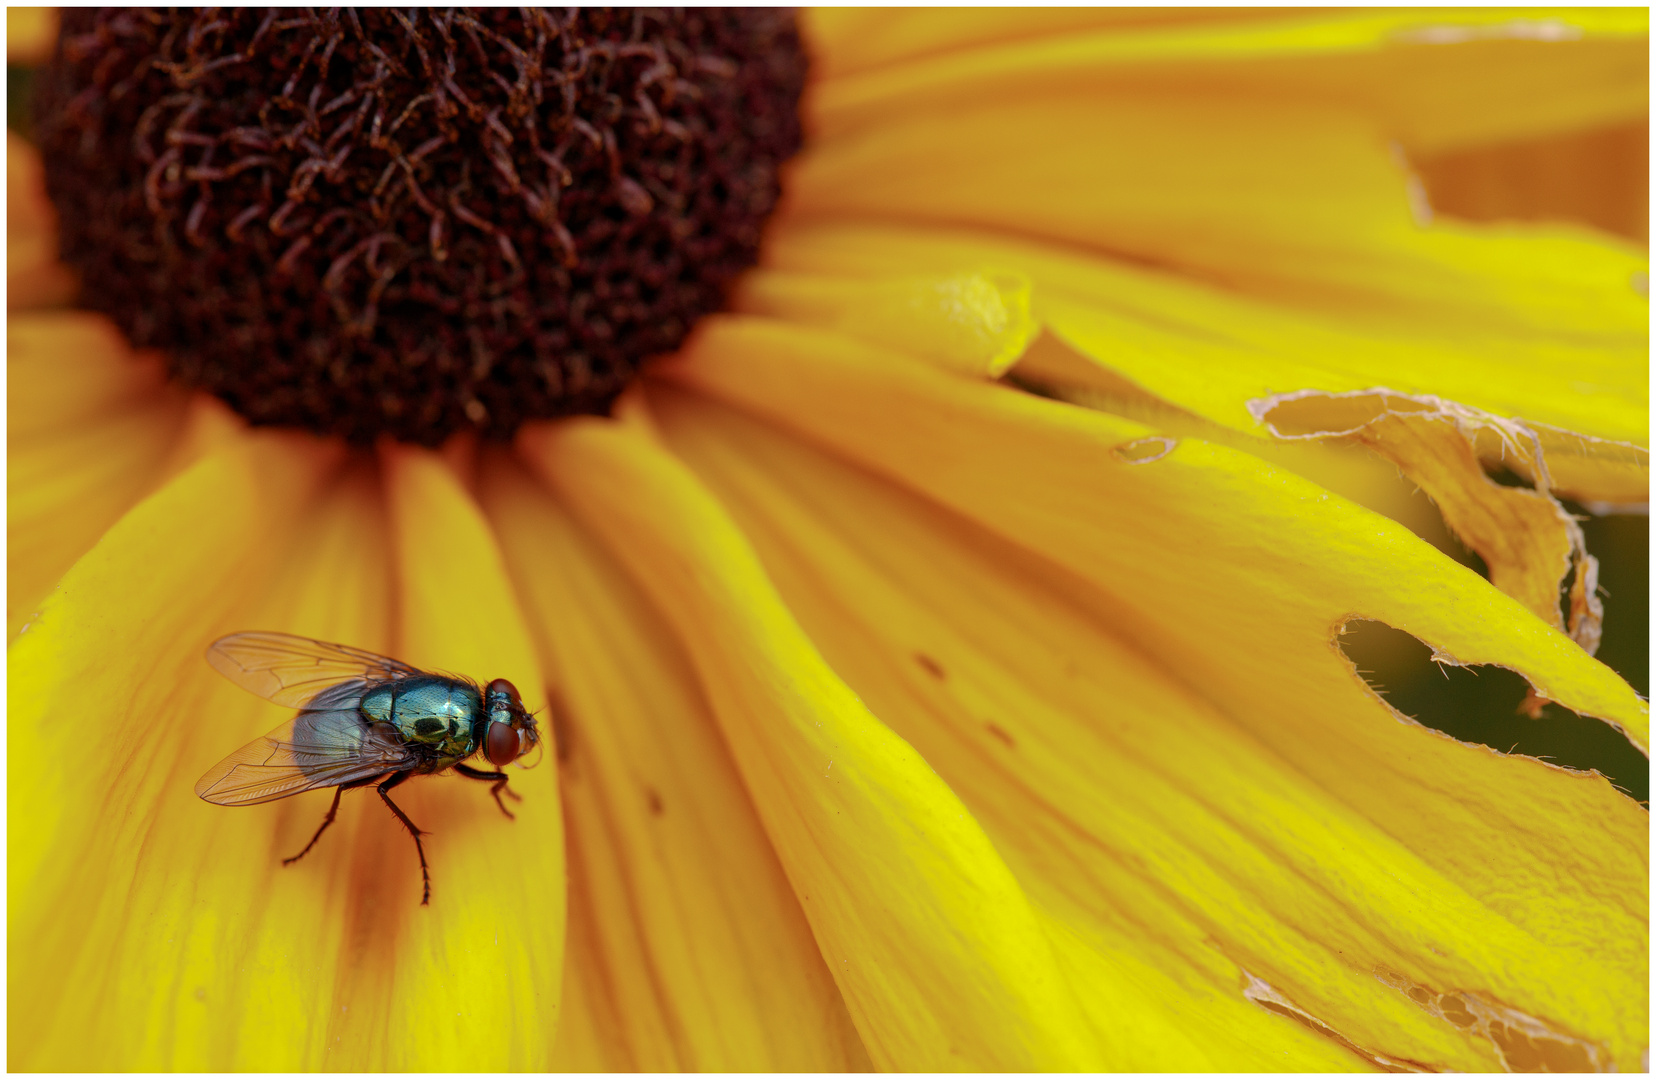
top-left (1250, 387), bottom-right (1614, 653)
top-left (1246, 387), bottom-right (1649, 507)
top-left (1241, 969), bottom-right (1435, 1073)
top-left (1334, 614), bottom-right (1648, 764)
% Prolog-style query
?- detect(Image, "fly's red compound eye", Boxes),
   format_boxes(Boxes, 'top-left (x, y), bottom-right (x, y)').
top-left (486, 720), bottom-right (520, 767)
top-left (487, 677), bottom-right (519, 702)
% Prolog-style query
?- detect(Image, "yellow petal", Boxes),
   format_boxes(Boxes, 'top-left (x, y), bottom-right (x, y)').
top-left (373, 442), bottom-right (565, 1069)
top-left (804, 9), bottom-right (1280, 80)
top-left (1489, 423), bottom-right (1649, 512)
top-left (763, 222), bottom-right (1647, 501)
top-left (731, 268), bottom-right (1035, 378)
top-left (7, 313), bottom-right (173, 435)
top-left (646, 386), bottom-right (1394, 1070)
top-left (1412, 121), bottom-right (1648, 244)
top-left (163, 458), bottom-right (395, 1070)
top-left (653, 318), bottom-right (1648, 1068)
top-left (786, 95), bottom-right (1418, 292)
top-left (517, 411), bottom-right (1100, 1070)
top-left (807, 9), bottom-right (1647, 153)
top-left (7, 132), bottom-right (77, 310)
top-left (648, 381), bottom-right (1644, 1070)
top-left (9, 428), bottom-right (346, 1070)
top-left (7, 6), bottom-right (56, 64)
top-left (478, 449), bottom-right (871, 1071)
top-left (656, 309), bottom-right (1648, 743)
top-left (783, 108), bottom-right (1647, 357)
top-left (8, 312), bottom-right (190, 638)
top-left (1009, 330), bottom-right (1502, 563)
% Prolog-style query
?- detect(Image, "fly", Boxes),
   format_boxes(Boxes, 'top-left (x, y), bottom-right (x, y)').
top-left (194, 631), bottom-right (542, 905)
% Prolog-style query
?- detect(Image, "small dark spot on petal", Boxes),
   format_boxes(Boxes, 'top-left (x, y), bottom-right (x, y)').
top-left (986, 723), bottom-right (1016, 749)
top-left (914, 652), bottom-right (946, 680)
top-left (645, 787), bottom-right (664, 816)
top-left (548, 690), bottom-right (574, 764)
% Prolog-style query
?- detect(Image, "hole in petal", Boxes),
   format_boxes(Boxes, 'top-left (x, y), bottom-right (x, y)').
top-left (1112, 436), bottom-right (1176, 464)
top-left (1376, 967), bottom-right (1610, 1072)
top-left (1338, 620), bottom-right (1648, 803)
top-left (1575, 507), bottom-right (1649, 698)
top-left (1439, 994), bottom-right (1478, 1029)
top-left (1481, 462), bottom-right (1538, 490)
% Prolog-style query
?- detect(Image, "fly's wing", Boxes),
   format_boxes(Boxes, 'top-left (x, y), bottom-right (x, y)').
top-left (206, 631), bottom-right (423, 709)
top-left (195, 708), bottom-right (420, 806)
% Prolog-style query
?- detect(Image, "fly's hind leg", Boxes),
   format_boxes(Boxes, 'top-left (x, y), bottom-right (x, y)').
top-left (284, 776), bottom-right (378, 866)
top-left (455, 762), bottom-right (520, 820)
top-left (376, 770), bottom-right (432, 905)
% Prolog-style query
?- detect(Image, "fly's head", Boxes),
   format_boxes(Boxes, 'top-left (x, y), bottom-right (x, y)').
top-left (483, 678), bottom-right (542, 769)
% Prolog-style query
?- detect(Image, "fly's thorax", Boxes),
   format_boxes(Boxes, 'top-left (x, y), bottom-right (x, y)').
top-left (360, 676), bottom-right (482, 764)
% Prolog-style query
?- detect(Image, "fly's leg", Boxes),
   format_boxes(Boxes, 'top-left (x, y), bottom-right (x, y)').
top-left (376, 770), bottom-right (432, 906)
top-left (455, 762), bottom-right (520, 820)
top-left (284, 777), bottom-right (377, 866)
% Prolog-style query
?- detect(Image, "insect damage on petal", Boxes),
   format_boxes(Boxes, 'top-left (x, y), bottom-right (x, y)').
top-left (1112, 436), bottom-right (1178, 464)
top-left (1374, 967), bottom-right (1611, 1072)
top-left (1249, 387), bottom-right (1619, 652)
top-left (1338, 619), bottom-right (1648, 801)
top-left (1240, 969), bottom-right (1433, 1072)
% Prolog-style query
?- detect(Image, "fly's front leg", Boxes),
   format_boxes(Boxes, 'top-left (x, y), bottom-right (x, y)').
top-left (375, 770), bottom-right (431, 905)
top-left (454, 762), bottom-right (520, 820)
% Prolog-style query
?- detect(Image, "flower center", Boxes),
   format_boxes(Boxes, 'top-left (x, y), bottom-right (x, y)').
top-left (34, 9), bottom-right (805, 445)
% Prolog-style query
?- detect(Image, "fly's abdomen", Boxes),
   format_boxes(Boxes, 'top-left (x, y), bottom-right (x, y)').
top-left (289, 708), bottom-right (373, 777)
top-left (362, 676), bottom-right (482, 764)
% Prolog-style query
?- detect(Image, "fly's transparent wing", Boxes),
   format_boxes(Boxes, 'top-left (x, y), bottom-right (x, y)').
top-left (207, 631), bottom-right (423, 709)
top-left (194, 708), bottom-right (420, 806)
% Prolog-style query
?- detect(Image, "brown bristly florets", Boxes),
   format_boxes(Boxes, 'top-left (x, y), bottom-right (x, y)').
top-left (35, 8), bottom-right (806, 444)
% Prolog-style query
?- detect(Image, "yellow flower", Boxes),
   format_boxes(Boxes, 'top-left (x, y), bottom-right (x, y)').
top-left (9, 7), bottom-right (1647, 1072)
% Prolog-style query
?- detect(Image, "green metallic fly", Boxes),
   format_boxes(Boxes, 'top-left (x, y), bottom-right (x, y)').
top-left (195, 632), bottom-right (542, 904)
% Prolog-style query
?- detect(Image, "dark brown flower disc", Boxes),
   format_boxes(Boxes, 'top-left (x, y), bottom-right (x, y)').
top-left (33, 8), bottom-right (806, 444)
